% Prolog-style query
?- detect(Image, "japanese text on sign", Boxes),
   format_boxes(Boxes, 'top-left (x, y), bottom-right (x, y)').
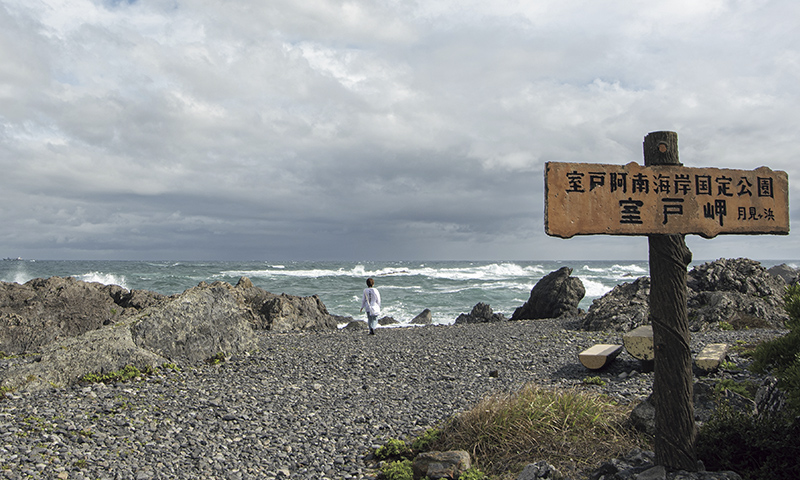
top-left (545, 162), bottom-right (789, 238)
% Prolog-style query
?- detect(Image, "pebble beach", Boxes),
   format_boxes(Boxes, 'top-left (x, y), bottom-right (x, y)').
top-left (0, 320), bottom-right (784, 480)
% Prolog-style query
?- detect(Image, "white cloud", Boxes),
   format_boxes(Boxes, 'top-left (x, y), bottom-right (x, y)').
top-left (0, 0), bottom-right (798, 260)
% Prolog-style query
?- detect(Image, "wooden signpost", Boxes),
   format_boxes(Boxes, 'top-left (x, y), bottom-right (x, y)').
top-left (544, 131), bottom-right (789, 471)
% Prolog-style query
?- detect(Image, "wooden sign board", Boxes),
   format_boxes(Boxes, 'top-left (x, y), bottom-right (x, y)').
top-left (545, 162), bottom-right (789, 239)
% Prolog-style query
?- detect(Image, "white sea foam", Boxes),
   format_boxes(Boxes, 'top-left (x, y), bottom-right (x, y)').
top-left (582, 279), bottom-right (613, 299)
top-left (77, 272), bottom-right (128, 289)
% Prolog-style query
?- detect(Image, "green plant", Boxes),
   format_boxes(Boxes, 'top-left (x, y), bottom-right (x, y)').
top-left (746, 283), bottom-right (800, 414)
top-left (411, 428), bottom-right (441, 452)
top-left (206, 352), bottom-right (226, 365)
top-left (375, 438), bottom-right (412, 460)
top-left (380, 459), bottom-right (413, 480)
top-left (719, 360), bottom-right (738, 371)
top-left (718, 321), bottom-right (734, 331)
top-left (783, 283), bottom-right (800, 330)
top-left (79, 365), bottom-right (149, 384)
top-left (459, 467), bottom-right (486, 480)
top-left (697, 403), bottom-right (800, 480)
top-left (582, 376), bottom-right (606, 386)
top-left (714, 378), bottom-right (757, 399)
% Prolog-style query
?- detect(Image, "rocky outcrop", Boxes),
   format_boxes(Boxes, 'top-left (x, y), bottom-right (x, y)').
top-left (0, 276), bottom-right (341, 392)
top-left (255, 293), bottom-right (340, 332)
top-left (1, 325), bottom-right (168, 394)
top-left (581, 258), bottom-right (789, 332)
top-left (511, 267), bottom-right (585, 320)
top-left (130, 281), bottom-right (258, 363)
top-left (455, 303), bottom-right (507, 324)
top-left (687, 258), bottom-right (788, 330)
top-left (0, 276), bottom-right (165, 355)
top-left (581, 277), bottom-right (650, 331)
top-left (767, 263), bottom-right (799, 285)
top-left (411, 309), bottom-right (433, 325)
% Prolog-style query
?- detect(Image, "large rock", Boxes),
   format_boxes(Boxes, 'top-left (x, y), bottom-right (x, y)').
top-left (256, 293), bottom-right (339, 332)
top-left (454, 302), bottom-right (507, 324)
top-left (1, 325), bottom-right (167, 393)
top-left (687, 258), bottom-right (788, 330)
top-left (581, 277), bottom-right (650, 331)
top-left (0, 276), bottom-right (165, 355)
top-left (0, 277), bottom-right (342, 392)
top-left (767, 263), bottom-right (799, 285)
top-left (511, 267), bottom-right (585, 320)
top-left (411, 309), bottom-right (433, 325)
top-left (130, 281), bottom-right (259, 363)
top-left (581, 258), bottom-right (789, 332)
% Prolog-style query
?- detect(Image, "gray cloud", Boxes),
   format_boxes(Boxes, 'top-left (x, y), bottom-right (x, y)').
top-left (1, 0), bottom-right (798, 261)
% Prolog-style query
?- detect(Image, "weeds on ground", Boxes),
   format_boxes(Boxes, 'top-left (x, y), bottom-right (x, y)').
top-left (426, 383), bottom-right (649, 479)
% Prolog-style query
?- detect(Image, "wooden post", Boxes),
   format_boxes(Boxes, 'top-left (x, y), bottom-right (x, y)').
top-left (644, 131), bottom-right (697, 471)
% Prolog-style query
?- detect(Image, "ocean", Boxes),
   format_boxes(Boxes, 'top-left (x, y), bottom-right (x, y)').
top-left (1, 259), bottom-right (795, 326)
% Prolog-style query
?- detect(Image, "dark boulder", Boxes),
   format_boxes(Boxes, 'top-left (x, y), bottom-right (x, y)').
top-left (410, 308), bottom-right (433, 325)
top-left (581, 277), bottom-right (650, 331)
top-left (378, 316), bottom-right (399, 326)
top-left (511, 267), bottom-right (585, 320)
top-left (455, 302), bottom-right (507, 324)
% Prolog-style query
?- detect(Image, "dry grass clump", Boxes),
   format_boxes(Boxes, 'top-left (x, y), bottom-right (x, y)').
top-left (429, 383), bottom-right (650, 479)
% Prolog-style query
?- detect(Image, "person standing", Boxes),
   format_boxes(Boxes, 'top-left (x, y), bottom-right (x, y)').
top-left (360, 277), bottom-right (381, 335)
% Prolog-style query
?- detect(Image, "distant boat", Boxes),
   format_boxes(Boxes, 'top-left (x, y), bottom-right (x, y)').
top-left (3, 257), bottom-right (24, 261)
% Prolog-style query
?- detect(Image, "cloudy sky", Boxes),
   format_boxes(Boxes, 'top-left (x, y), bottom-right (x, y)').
top-left (1, 0), bottom-right (798, 261)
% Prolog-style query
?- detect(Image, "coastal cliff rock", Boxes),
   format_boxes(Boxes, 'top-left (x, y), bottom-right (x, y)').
top-left (511, 267), bottom-right (585, 320)
top-left (0, 276), bottom-right (165, 355)
top-left (256, 294), bottom-right (340, 332)
top-left (0, 276), bottom-right (339, 392)
top-left (768, 263), bottom-right (799, 285)
top-left (581, 277), bottom-right (650, 331)
top-left (581, 258), bottom-right (789, 332)
top-left (687, 258), bottom-right (788, 330)
top-left (455, 302), bottom-right (507, 324)
top-left (130, 281), bottom-right (258, 363)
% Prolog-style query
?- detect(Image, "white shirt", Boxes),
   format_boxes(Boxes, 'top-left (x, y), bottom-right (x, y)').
top-left (361, 287), bottom-right (381, 316)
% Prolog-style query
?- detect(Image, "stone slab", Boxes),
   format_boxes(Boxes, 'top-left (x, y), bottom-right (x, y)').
top-left (623, 325), bottom-right (654, 361)
top-left (545, 162), bottom-right (789, 238)
top-left (579, 344), bottom-right (623, 370)
top-left (696, 343), bottom-right (729, 372)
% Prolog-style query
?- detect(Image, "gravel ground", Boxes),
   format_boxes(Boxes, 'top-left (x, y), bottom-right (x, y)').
top-left (0, 320), bottom-right (785, 480)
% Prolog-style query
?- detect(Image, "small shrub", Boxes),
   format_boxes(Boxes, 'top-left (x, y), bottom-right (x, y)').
top-left (411, 428), bottom-right (440, 452)
top-left (380, 459), bottom-right (413, 480)
top-left (206, 352), bottom-right (226, 365)
top-left (582, 376), bottom-right (606, 386)
top-left (718, 321), bottom-right (734, 331)
top-left (714, 378), bottom-right (757, 399)
top-left (459, 467), bottom-right (486, 480)
top-left (783, 283), bottom-right (800, 330)
top-left (719, 360), bottom-right (738, 371)
top-left (697, 403), bottom-right (800, 480)
top-left (80, 365), bottom-right (145, 384)
top-left (375, 438), bottom-right (412, 460)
